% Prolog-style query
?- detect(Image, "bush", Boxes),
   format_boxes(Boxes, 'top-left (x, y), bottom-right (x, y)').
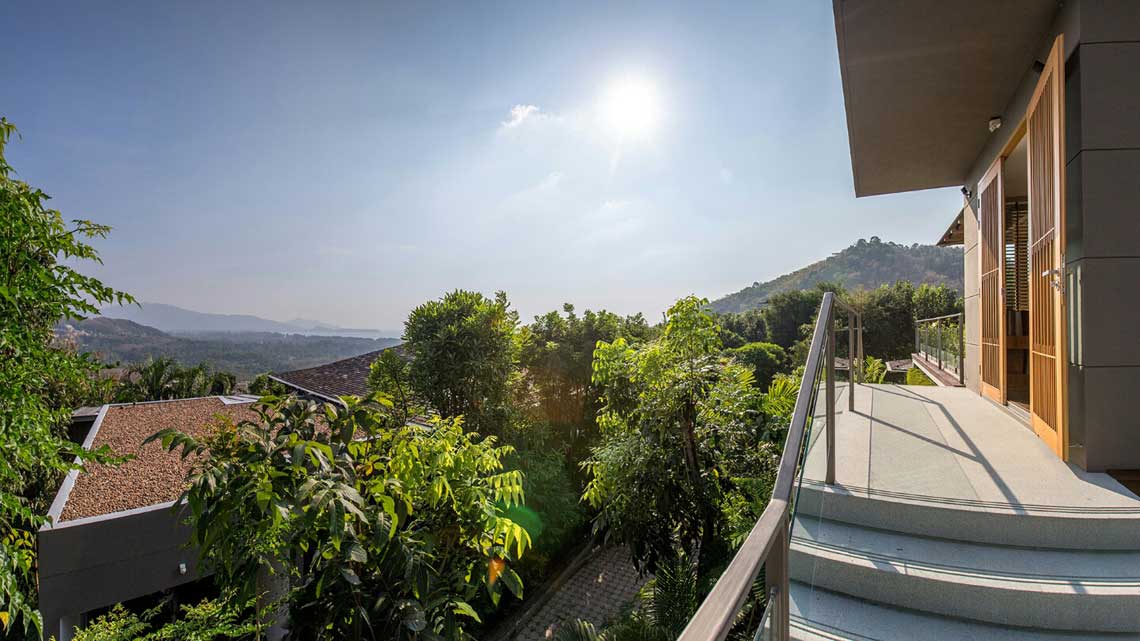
top-left (506, 447), bottom-right (588, 577)
top-left (727, 342), bottom-right (787, 390)
top-left (906, 367), bottom-right (935, 386)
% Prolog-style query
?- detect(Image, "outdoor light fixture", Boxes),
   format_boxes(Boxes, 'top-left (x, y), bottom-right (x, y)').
top-left (961, 186), bottom-right (973, 200)
top-left (988, 116), bottom-right (1003, 133)
top-left (179, 562), bottom-right (188, 575)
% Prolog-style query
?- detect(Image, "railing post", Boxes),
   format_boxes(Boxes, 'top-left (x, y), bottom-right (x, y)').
top-left (848, 311), bottom-right (855, 411)
top-left (766, 518), bottom-right (790, 641)
top-left (826, 308), bottom-right (836, 486)
top-left (857, 314), bottom-right (864, 383)
top-left (937, 321), bottom-right (943, 369)
top-left (958, 312), bottom-right (965, 385)
top-left (915, 321), bottom-right (920, 355)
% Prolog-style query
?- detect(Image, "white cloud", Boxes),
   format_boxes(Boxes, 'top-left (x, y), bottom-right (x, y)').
top-left (719, 167), bottom-right (734, 185)
top-left (501, 104), bottom-right (541, 129)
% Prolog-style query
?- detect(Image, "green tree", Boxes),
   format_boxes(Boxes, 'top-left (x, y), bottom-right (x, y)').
top-left (584, 297), bottom-right (779, 577)
top-left (247, 373), bottom-right (286, 397)
top-left (0, 119), bottom-right (131, 638)
top-left (726, 342), bottom-right (787, 390)
top-left (516, 304), bottom-right (652, 445)
top-left (404, 290), bottom-right (518, 435)
top-left (715, 309), bottom-right (767, 348)
top-left (851, 281), bottom-right (916, 361)
top-left (761, 289), bottom-right (822, 348)
top-left (913, 283), bottom-right (962, 321)
top-left (152, 394), bottom-right (530, 640)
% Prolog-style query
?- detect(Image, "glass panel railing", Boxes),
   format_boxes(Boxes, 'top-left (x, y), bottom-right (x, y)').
top-left (751, 593), bottom-right (775, 641)
top-left (679, 292), bottom-right (861, 641)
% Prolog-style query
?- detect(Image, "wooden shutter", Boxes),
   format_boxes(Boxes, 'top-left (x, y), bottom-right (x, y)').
top-left (1027, 35), bottom-right (1067, 458)
top-left (979, 158), bottom-right (1005, 403)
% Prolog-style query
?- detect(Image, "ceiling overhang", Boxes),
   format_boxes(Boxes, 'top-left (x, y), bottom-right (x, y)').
top-left (833, 0), bottom-right (1060, 197)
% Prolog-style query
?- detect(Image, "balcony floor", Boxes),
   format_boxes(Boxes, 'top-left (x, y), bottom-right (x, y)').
top-left (801, 384), bottom-right (1140, 513)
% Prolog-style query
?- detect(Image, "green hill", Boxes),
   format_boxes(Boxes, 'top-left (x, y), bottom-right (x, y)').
top-left (56, 317), bottom-right (401, 380)
top-left (711, 237), bottom-right (962, 313)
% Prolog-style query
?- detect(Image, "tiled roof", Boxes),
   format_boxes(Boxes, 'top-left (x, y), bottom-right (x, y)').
top-left (271, 345), bottom-right (404, 403)
top-left (59, 397), bottom-right (258, 522)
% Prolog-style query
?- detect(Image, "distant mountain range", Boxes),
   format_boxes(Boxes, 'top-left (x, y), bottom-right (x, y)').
top-left (711, 238), bottom-right (963, 314)
top-left (102, 302), bottom-right (394, 338)
top-left (58, 316), bottom-right (401, 379)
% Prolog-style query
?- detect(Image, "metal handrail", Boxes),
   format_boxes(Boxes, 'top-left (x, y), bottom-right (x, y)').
top-left (914, 312), bottom-right (964, 385)
top-left (678, 292), bottom-right (863, 641)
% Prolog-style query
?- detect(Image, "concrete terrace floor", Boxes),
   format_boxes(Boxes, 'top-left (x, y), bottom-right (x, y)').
top-left (800, 383), bottom-right (1140, 513)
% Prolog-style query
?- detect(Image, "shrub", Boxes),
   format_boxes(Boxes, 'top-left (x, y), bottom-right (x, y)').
top-left (727, 342), bottom-right (787, 390)
top-left (906, 366), bottom-right (935, 386)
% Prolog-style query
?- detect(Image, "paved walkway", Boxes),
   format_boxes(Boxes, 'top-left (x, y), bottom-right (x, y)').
top-left (802, 384), bottom-right (1140, 510)
top-left (515, 546), bottom-right (649, 640)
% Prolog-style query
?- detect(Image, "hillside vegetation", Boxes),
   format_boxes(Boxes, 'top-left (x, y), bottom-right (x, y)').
top-left (57, 316), bottom-right (400, 379)
top-left (711, 237), bottom-right (962, 313)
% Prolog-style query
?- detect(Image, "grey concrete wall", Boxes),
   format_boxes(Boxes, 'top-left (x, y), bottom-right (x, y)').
top-left (38, 502), bottom-right (204, 641)
top-left (1065, 4), bottom-right (1140, 470)
top-left (961, 200), bottom-right (981, 394)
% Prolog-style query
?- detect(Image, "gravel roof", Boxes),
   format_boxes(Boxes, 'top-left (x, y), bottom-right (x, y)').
top-left (60, 397), bottom-right (257, 522)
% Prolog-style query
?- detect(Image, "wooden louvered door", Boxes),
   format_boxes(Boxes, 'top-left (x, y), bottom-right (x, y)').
top-left (979, 158), bottom-right (1005, 403)
top-left (1026, 35), bottom-right (1067, 458)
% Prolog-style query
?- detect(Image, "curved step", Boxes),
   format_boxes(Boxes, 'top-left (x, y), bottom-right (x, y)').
top-left (789, 581), bottom-right (1133, 641)
top-left (789, 518), bottom-right (1140, 633)
top-left (795, 479), bottom-right (1140, 550)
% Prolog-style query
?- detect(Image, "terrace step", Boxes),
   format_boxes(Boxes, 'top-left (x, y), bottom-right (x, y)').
top-left (795, 479), bottom-right (1140, 550)
top-left (788, 581), bottom-right (1133, 641)
top-left (789, 517), bottom-right (1140, 633)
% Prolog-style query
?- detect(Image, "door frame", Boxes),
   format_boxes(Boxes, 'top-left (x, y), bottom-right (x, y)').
top-left (978, 157), bottom-right (1006, 404)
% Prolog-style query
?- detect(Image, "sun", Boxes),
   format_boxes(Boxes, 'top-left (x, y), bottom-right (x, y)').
top-left (599, 75), bottom-right (661, 140)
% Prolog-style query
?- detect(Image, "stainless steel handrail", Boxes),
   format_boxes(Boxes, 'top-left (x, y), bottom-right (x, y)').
top-left (914, 312), bottom-right (964, 384)
top-left (678, 292), bottom-right (862, 641)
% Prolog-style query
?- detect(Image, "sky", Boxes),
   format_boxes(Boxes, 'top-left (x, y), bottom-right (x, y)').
top-left (1, 0), bottom-right (961, 332)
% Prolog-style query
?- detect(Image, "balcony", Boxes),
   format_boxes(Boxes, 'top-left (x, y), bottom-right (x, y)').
top-left (681, 295), bottom-right (1140, 641)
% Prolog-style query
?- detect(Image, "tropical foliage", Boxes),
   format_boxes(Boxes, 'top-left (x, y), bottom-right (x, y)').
top-left (150, 393), bottom-right (530, 640)
top-left (0, 119), bottom-right (132, 639)
top-left (404, 290), bottom-right (518, 436)
top-left (583, 297), bottom-right (782, 577)
top-left (113, 357), bottom-right (236, 402)
top-left (71, 596), bottom-right (259, 641)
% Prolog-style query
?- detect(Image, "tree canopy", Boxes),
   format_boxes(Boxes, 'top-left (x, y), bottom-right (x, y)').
top-left (0, 119), bottom-right (132, 638)
top-left (404, 290), bottom-right (518, 435)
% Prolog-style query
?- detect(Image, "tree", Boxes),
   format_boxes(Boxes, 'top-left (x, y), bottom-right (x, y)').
top-left (726, 342), bottom-right (787, 390)
top-left (583, 297), bottom-right (779, 577)
top-left (913, 283), bottom-right (962, 321)
top-left (515, 304), bottom-right (652, 443)
top-left (761, 289), bottom-right (822, 348)
top-left (0, 119), bottom-right (131, 638)
top-left (715, 309), bottom-right (767, 348)
top-left (152, 394), bottom-right (530, 640)
top-left (851, 281), bottom-right (916, 361)
top-left (247, 373), bottom-right (286, 397)
top-left (404, 290), bottom-right (518, 435)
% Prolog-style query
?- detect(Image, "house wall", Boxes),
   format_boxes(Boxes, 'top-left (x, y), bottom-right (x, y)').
top-left (38, 502), bottom-right (204, 641)
top-left (959, 0), bottom-right (1140, 471)
top-left (961, 200), bottom-right (981, 394)
top-left (1064, 2), bottom-right (1140, 471)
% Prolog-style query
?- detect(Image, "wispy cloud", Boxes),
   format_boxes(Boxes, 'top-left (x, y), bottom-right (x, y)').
top-left (501, 104), bottom-right (541, 129)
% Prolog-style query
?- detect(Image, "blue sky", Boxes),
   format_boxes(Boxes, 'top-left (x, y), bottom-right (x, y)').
top-left (2, 1), bottom-right (960, 331)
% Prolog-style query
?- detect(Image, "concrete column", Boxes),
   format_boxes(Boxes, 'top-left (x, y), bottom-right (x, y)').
top-left (256, 559), bottom-right (290, 641)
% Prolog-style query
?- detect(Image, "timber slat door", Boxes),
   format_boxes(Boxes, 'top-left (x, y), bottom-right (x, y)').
top-left (979, 158), bottom-right (1005, 403)
top-left (1027, 35), bottom-right (1067, 458)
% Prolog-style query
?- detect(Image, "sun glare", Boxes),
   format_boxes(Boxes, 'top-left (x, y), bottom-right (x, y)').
top-left (599, 75), bottom-right (661, 140)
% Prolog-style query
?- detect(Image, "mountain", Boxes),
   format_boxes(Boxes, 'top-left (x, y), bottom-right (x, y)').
top-left (102, 302), bottom-right (387, 337)
top-left (57, 317), bottom-right (401, 379)
top-left (711, 237), bottom-right (963, 313)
